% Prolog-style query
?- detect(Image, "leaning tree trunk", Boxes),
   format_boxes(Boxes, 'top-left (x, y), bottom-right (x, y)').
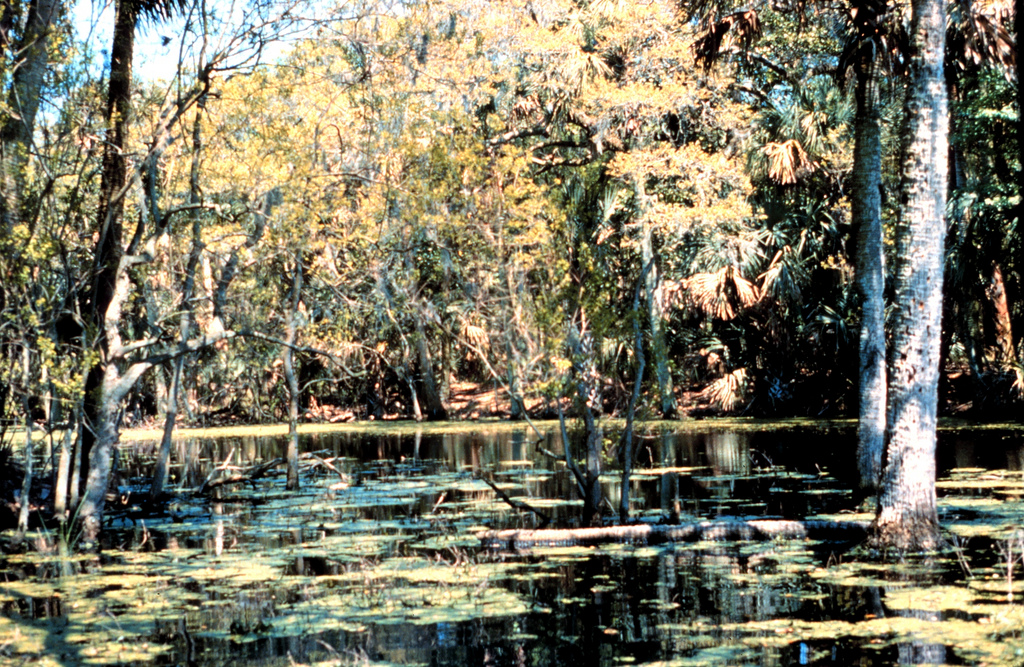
top-left (850, 2), bottom-right (887, 490)
top-left (79, 0), bottom-right (136, 505)
top-left (872, 0), bottom-right (948, 551)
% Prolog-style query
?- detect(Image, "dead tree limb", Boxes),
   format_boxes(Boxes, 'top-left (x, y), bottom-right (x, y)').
top-left (197, 457), bottom-right (284, 493)
top-left (301, 452), bottom-right (347, 481)
top-left (479, 476), bottom-right (551, 528)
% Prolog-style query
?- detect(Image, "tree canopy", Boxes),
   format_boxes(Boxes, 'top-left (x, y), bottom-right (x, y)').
top-left (0, 0), bottom-right (1019, 543)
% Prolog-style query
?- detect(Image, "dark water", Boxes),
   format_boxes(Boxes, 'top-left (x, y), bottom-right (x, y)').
top-left (3, 423), bottom-right (1024, 666)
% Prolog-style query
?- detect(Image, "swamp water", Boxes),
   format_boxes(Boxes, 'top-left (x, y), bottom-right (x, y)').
top-left (2, 422), bottom-right (1024, 666)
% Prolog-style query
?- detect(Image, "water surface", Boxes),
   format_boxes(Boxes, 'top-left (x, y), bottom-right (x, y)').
top-left (2, 422), bottom-right (1022, 665)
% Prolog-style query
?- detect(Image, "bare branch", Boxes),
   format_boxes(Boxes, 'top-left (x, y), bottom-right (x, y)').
top-left (479, 475), bottom-right (551, 528)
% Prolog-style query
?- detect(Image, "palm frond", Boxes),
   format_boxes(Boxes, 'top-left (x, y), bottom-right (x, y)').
top-left (134, 0), bottom-right (192, 24)
top-left (701, 367), bottom-right (749, 411)
top-left (668, 266), bottom-right (760, 320)
top-left (461, 320), bottom-right (490, 353)
top-left (762, 139), bottom-right (816, 185)
top-left (693, 10), bottom-right (761, 70)
top-left (948, 0), bottom-right (1015, 76)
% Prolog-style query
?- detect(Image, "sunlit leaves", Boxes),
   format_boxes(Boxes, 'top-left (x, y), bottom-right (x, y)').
top-left (762, 139), bottom-right (816, 185)
top-left (667, 267), bottom-right (761, 322)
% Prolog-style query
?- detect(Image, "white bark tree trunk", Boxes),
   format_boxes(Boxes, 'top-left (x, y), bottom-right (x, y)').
top-left (851, 25), bottom-right (887, 490)
top-left (79, 366), bottom-right (124, 544)
top-left (873, 0), bottom-right (948, 551)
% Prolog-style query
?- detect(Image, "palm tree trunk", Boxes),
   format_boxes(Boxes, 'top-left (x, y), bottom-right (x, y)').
top-left (851, 32), bottom-right (886, 490)
top-left (873, 0), bottom-right (948, 551)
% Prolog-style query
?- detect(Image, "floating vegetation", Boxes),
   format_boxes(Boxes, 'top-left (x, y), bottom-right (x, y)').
top-left (1, 424), bottom-right (1023, 665)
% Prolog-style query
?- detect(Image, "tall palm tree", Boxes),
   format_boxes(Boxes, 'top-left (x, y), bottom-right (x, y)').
top-left (872, 0), bottom-right (948, 551)
top-left (840, 0), bottom-right (896, 490)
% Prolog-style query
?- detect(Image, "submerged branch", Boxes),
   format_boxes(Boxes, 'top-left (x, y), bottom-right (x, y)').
top-left (479, 476), bottom-right (551, 528)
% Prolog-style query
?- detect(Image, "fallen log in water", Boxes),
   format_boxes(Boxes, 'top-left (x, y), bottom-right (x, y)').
top-left (478, 519), bottom-right (871, 550)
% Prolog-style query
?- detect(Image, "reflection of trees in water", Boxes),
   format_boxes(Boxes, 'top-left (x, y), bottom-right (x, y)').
top-left (704, 432), bottom-right (750, 477)
top-left (19, 428), bottom-right (1024, 666)
top-left (1007, 444), bottom-right (1024, 472)
top-left (896, 609), bottom-right (946, 665)
top-left (493, 546), bottom-right (846, 664)
top-left (939, 430), bottom-right (1024, 473)
top-left (881, 561), bottom-right (949, 666)
top-left (116, 427), bottom-right (1023, 502)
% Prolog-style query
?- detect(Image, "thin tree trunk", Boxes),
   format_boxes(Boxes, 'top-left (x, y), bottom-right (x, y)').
top-left (404, 356), bottom-right (422, 421)
top-left (503, 264), bottom-right (527, 420)
top-left (873, 0), bottom-right (948, 551)
top-left (583, 405), bottom-right (602, 526)
top-left (52, 416), bottom-right (73, 519)
top-left (568, 315), bottom-right (603, 526)
top-left (283, 263), bottom-right (303, 491)
top-left (640, 202), bottom-right (677, 418)
top-left (507, 357), bottom-right (525, 420)
top-left (151, 97), bottom-right (206, 500)
top-left (620, 263), bottom-right (648, 523)
top-left (851, 23), bottom-right (887, 490)
top-left (17, 396), bottom-right (33, 534)
top-left (151, 359), bottom-right (184, 498)
top-left (69, 406), bottom-right (81, 510)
